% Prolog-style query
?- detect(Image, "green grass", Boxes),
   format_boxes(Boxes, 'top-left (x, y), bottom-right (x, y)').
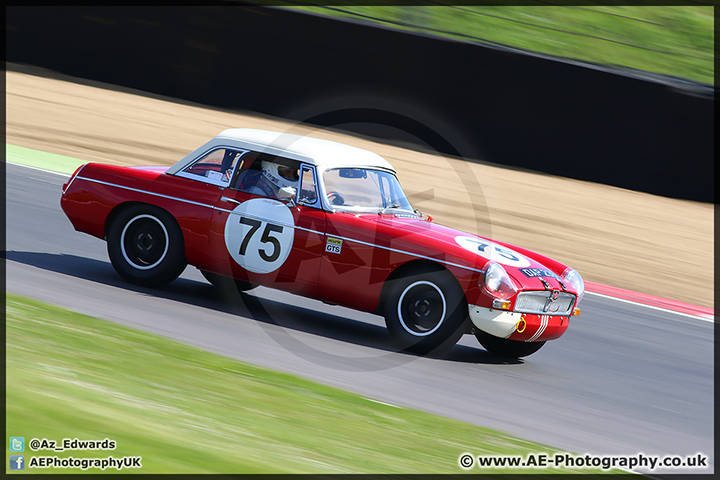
top-left (282, 3), bottom-right (714, 85)
top-left (6, 144), bottom-right (87, 175)
top-left (5, 294), bottom-right (617, 474)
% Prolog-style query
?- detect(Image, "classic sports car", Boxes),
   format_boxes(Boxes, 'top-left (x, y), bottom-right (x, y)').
top-left (61, 129), bottom-right (584, 357)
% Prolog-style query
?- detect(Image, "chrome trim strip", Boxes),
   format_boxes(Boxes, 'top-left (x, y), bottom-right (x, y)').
top-left (62, 163), bottom-right (88, 194)
top-left (76, 176), bottom-right (484, 274)
top-left (298, 163), bottom-right (322, 208)
top-left (328, 233), bottom-right (486, 274)
top-left (76, 176), bottom-right (215, 209)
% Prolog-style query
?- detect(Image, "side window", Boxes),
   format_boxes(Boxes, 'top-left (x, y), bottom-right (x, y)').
top-left (299, 165), bottom-right (318, 205)
top-left (178, 148), bottom-right (246, 186)
top-left (235, 154), bottom-right (301, 200)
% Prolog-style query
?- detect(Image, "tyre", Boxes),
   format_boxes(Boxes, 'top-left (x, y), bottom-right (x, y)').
top-left (475, 330), bottom-right (545, 358)
top-left (107, 205), bottom-right (186, 287)
top-left (200, 270), bottom-right (257, 293)
top-left (384, 269), bottom-right (467, 354)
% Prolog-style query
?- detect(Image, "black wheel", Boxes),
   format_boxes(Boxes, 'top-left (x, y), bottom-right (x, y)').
top-left (384, 269), bottom-right (467, 354)
top-left (475, 330), bottom-right (545, 358)
top-left (107, 205), bottom-right (186, 287)
top-left (200, 270), bottom-right (257, 293)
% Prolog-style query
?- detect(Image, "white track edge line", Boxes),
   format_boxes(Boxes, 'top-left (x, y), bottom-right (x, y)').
top-left (585, 291), bottom-right (714, 323)
top-left (6, 161), bottom-right (72, 177)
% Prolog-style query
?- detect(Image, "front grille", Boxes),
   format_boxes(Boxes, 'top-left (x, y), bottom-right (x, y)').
top-left (515, 291), bottom-right (575, 316)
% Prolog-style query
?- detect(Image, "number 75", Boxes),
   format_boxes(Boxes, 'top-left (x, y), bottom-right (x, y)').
top-left (238, 217), bottom-right (284, 262)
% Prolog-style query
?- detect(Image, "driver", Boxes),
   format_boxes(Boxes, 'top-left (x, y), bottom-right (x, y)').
top-left (245, 161), bottom-right (299, 198)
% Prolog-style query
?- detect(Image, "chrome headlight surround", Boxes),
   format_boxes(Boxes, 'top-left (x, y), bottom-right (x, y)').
top-left (562, 267), bottom-right (585, 304)
top-left (483, 262), bottom-right (518, 300)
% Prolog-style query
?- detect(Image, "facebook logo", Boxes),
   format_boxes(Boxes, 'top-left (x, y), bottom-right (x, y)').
top-left (9, 437), bottom-right (25, 452)
top-left (9, 455), bottom-right (25, 470)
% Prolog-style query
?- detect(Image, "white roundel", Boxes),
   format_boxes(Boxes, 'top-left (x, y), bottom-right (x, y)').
top-left (454, 236), bottom-right (531, 268)
top-left (224, 198), bottom-right (295, 274)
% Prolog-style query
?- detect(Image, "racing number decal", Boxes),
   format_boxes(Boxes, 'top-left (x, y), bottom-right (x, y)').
top-left (258, 224), bottom-right (284, 262)
top-left (224, 198), bottom-right (295, 274)
top-left (238, 217), bottom-right (284, 262)
top-left (454, 236), bottom-right (531, 268)
top-left (238, 217), bottom-right (262, 256)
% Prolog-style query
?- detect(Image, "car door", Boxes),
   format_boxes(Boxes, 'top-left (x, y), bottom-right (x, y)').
top-left (207, 156), bottom-right (326, 295)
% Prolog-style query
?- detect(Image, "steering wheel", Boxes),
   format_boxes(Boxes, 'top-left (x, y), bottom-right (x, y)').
top-left (299, 188), bottom-right (317, 204)
top-left (327, 191), bottom-right (345, 206)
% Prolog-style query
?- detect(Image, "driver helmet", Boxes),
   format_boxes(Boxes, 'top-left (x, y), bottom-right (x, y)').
top-left (261, 161), bottom-right (299, 190)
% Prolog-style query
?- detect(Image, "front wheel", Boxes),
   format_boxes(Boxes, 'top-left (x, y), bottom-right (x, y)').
top-left (475, 330), bottom-right (545, 358)
top-left (107, 205), bottom-right (186, 287)
top-left (384, 270), bottom-right (467, 354)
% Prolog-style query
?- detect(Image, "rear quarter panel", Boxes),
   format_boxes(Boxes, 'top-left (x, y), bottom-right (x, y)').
top-left (60, 163), bottom-right (223, 267)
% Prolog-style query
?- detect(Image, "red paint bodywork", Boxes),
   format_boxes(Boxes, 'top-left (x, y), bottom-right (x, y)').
top-left (61, 162), bottom-right (578, 342)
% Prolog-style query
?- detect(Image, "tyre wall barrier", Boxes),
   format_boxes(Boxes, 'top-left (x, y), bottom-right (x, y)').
top-left (6, 5), bottom-right (713, 202)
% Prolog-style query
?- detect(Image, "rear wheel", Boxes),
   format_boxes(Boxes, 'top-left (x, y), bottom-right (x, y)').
top-left (384, 269), bottom-right (467, 354)
top-left (201, 270), bottom-right (257, 293)
top-left (107, 205), bottom-right (186, 287)
top-left (475, 330), bottom-right (545, 358)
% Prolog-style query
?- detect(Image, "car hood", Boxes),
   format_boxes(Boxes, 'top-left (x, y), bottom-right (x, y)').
top-left (356, 212), bottom-right (573, 292)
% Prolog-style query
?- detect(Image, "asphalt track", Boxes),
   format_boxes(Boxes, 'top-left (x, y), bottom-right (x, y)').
top-left (5, 163), bottom-right (714, 474)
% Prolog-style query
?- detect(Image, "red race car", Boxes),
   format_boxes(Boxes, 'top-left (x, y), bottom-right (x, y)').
top-left (61, 129), bottom-right (584, 357)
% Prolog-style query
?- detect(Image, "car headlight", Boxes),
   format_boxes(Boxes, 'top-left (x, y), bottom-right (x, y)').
top-left (483, 262), bottom-right (518, 299)
top-left (562, 267), bottom-right (585, 304)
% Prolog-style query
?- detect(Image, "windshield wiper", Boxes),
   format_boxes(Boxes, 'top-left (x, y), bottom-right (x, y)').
top-left (379, 203), bottom-right (402, 215)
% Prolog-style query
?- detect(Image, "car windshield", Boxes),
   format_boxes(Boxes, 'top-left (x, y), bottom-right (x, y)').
top-left (322, 168), bottom-right (414, 213)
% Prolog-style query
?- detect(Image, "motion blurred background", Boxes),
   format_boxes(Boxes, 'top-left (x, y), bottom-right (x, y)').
top-left (288, 2), bottom-right (714, 85)
top-left (6, 2), bottom-right (714, 201)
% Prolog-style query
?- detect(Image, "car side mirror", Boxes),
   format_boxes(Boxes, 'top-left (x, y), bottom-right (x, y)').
top-left (278, 186), bottom-right (297, 207)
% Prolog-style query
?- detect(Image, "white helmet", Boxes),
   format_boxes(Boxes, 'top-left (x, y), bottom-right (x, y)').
top-left (261, 161), bottom-right (298, 190)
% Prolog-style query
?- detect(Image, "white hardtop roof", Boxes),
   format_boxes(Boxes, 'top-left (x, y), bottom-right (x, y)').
top-left (218, 128), bottom-right (395, 170)
top-left (166, 128), bottom-right (396, 176)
